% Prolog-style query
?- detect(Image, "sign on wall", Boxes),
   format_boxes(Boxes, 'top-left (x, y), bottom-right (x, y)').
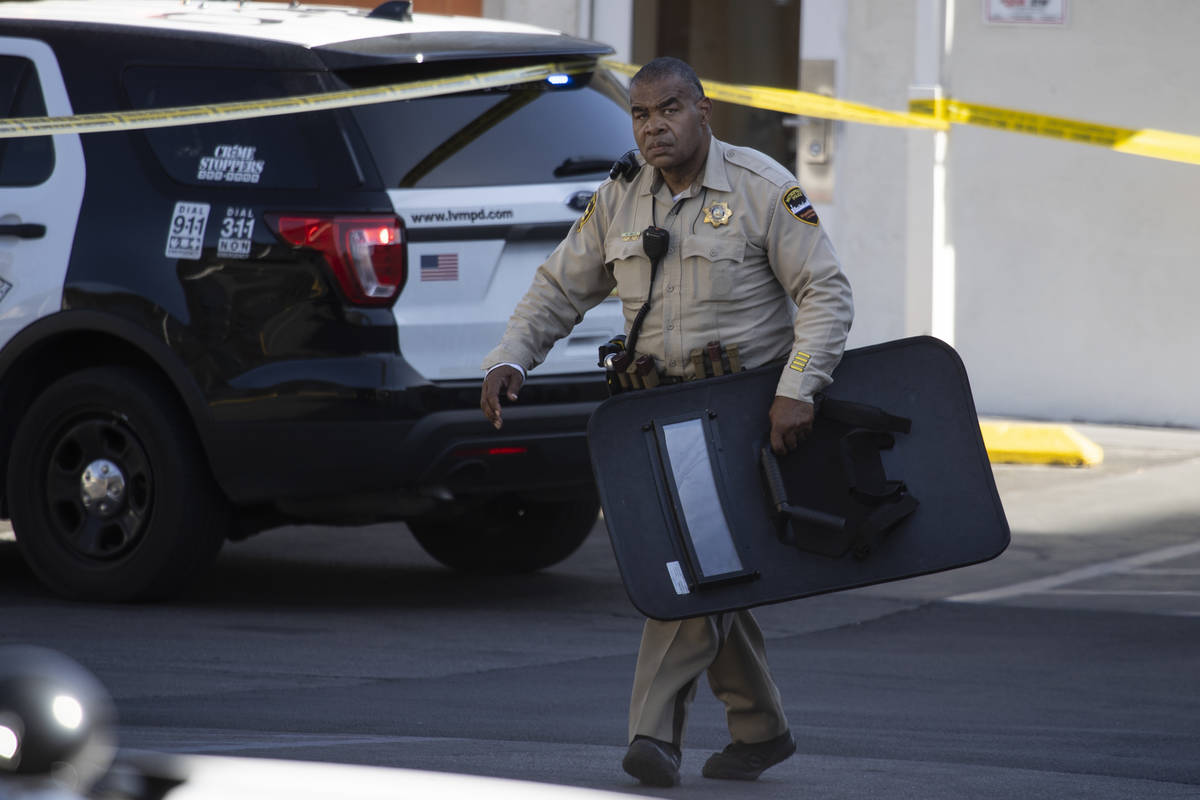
top-left (984, 0), bottom-right (1067, 25)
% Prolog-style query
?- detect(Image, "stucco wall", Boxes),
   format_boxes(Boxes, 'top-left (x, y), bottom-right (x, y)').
top-left (833, 3), bottom-right (916, 351)
top-left (481, 0), bottom-right (581, 35)
top-left (836, 0), bottom-right (1200, 427)
top-left (948, 1), bottom-right (1200, 426)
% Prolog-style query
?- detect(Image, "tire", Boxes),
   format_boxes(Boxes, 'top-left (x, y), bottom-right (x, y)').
top-left (7, 366), bottom-right (229, 601)
top-left (409, 491), bottom-right (600, 574)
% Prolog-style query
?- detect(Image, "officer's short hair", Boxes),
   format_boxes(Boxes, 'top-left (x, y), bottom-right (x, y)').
top-left (630, 57), bottom-right (705, 100)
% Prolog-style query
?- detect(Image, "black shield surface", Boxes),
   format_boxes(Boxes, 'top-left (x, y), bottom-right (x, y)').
top-left (587, 336), bottom-right (1010, 620)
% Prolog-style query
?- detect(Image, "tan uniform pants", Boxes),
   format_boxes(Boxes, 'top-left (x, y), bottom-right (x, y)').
top-left (628, 610), bottom-right (789, 747)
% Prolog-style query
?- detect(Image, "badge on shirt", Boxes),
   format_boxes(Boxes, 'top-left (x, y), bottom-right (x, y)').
top-left (703, 201), bottom-right (732, 227)
top-left (577, 192), bottom-right (597, 231)
top-left (783, 187), bottom-right (819, 226)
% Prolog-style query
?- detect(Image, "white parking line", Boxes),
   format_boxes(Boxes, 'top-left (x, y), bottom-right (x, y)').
top-left (1127, 568), bottom-right (1200, 576)
top-left (947, 539), bottom-right (1200, 603)
top-left (1048, 589), bottom-right (1200, 597)
top-left (119, 729), bottom-right (477, 754)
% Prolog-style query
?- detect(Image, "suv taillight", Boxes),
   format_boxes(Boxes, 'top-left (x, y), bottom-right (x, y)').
top-left (268, 215), bottom-right (406, 307)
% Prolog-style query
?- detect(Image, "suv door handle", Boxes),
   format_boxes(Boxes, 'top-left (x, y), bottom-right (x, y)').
top-left (0, 223), bottom-right (47, 239)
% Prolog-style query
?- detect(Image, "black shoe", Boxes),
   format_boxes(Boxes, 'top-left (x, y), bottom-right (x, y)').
top-left (622, 736), bottom-right (681, 787)
top-left (701, 730), bottom-right (796, 781)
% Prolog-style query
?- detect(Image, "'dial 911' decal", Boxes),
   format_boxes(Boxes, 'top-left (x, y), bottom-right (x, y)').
top-left (165, 201), bottom-right (210, 260)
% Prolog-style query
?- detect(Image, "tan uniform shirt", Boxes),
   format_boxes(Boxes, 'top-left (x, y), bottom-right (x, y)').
top-left (482, 136), bottom-right (853, 403)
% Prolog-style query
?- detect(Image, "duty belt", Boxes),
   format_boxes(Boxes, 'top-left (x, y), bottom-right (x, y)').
top-left (598, 337), bottom-right (743, 394)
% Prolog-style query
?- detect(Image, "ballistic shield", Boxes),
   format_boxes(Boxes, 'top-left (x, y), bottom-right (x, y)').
top-left (588, 336), bottom-right (1009, 620)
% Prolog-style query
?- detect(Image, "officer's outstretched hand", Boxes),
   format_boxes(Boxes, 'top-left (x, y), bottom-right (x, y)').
top-left (769, 395), bottom-right (815, 455)
top-left (481, 365), bottom-right (524, 430)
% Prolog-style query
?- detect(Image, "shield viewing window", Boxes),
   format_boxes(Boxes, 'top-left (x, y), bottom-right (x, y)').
top-left (648, 413), bottom-right (757, 588)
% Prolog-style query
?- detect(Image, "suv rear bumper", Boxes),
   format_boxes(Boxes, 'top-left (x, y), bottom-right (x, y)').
top-left (205, 376), bottom-right (608, 515)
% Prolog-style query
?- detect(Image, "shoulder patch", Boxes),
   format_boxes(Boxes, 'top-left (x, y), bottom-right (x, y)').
top-left (782, 186), bottom-right (819, 226)
top-left (577, 192), bottom-right (597, 231)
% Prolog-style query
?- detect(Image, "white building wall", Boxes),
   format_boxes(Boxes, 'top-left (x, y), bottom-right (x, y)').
top-left (480, 0), bottom-right (632, 60)
top-left (589, 0), bottom-right (633, 63)
top-left (829, 3), bottom-right (916, 350)
top-left (944, 0), bottom-right (1200, 427)
top-left (481, 0), bottom-right (581, 36)
top-left (833, 0), bottom-right (1200, 427)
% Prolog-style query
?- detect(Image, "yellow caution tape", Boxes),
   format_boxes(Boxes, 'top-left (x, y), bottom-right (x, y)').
top-left (606, 59), bottom-right (1200, 168)
top-left (6, 53), bottom-right (1199, 170)
top-left (0, 60), bottom-right (592, 139)
top-left (909, 98), bottom-right (1200, 167)
top-left (602, 59), bottom-right (947, 131)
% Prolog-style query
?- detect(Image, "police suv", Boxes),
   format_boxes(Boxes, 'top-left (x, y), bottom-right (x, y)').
top-left (0, 0), bottom-right (632, 600)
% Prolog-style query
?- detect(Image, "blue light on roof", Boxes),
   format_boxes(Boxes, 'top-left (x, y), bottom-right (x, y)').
top-left (546, 74), bottom-right (572, 86)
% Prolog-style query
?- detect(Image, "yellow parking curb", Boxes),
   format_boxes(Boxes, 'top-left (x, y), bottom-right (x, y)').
top-left (980, 420), bottom-right (1104, 467)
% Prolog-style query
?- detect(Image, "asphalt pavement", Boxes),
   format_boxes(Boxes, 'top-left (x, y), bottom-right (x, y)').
top-left (944, 419), bottom-right (1200, 615)
top-left (1, 418), bottom-right (1199, 799)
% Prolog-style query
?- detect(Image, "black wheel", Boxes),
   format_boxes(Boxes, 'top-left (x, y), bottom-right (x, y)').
top-left (408, 491), bottom-right (600, 574)
top-left (7, 367), bottom-right (229, 601)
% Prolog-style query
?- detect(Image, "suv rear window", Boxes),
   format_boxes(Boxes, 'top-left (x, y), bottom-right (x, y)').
top-left (351, 72), bottom-right (634, 188)
top-left (122, 66), bottom-right (364, 190)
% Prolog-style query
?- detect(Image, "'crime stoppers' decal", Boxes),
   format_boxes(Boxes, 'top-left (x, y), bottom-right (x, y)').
top-left (782, 186), bottom-right (819, 226)
top-left (218, 206), bottom-right (255, 259)
top-left (197, 144), bottom-right (265, 184)
top-left (165, 201), bottom-right (211, 260)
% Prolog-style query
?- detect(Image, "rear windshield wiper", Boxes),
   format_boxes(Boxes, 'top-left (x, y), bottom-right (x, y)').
top-left (553, 156), bottom-right (619, 178)
top-left (400, 88), bottom-right (542, 187)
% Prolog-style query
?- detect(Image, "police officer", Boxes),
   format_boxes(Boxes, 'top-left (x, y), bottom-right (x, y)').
top-left (480, 57), bottom-right (852, 787)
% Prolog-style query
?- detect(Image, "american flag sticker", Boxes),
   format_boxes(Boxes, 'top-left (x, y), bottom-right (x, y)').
top-left (420, 253), bottom-right (459, 281)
